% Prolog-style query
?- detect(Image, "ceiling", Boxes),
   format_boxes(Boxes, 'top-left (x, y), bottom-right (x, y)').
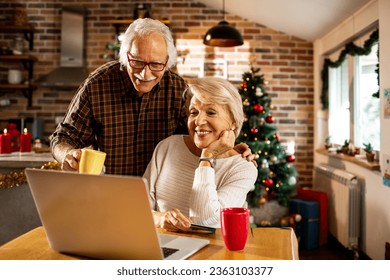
top-left (196, 0), bottom-right (372, 42)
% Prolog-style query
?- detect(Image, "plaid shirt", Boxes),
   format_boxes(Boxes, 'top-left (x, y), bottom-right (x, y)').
top-left (51, 61), bottom-right (188, 176)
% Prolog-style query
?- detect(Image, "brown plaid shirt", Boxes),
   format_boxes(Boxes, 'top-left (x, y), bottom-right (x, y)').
top-left (51, 61), bottom-right (188, 176)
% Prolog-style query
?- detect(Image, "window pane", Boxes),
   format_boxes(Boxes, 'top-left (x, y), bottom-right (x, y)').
top-left (354, 43), bottom-right (379, 150)
top-left (329, 59), bottom-right (350, 146)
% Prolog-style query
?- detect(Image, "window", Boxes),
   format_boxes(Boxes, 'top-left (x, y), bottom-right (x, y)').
top-left (328, 42), bottom-right (379, 150)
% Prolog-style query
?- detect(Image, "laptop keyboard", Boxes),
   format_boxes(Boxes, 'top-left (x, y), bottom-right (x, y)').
top-left (162, 247), bottom-right (179, 258)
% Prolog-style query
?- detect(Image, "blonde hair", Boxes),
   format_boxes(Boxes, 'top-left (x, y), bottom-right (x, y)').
top-left (185, 77), bottom-right (244, 137)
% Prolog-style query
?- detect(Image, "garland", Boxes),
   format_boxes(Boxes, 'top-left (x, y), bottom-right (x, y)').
top-left (321, 29), bottom-right (379, 110)
top-left (0, 161), bottom-right (60, 189)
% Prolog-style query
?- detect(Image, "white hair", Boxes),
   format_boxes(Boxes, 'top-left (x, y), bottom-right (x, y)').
top-left (118, 18), bottom-right (177, 69)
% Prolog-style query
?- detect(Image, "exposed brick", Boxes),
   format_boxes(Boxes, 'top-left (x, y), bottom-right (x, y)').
top-left (0, 0), bottom-right (314, 188)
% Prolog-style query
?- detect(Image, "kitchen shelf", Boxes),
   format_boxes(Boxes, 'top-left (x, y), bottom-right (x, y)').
top-left (0, 25), bottom-right (35, 50)
top-left (0, 84), bottom-right (36, 107)
top-left (0, 25), bottom-right (37, 107)
top-left (0, 55), bottom-right (37, 79)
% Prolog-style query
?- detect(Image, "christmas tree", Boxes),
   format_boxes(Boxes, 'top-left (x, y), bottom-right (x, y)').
top-left (237, 66), bottom-right (298, 208)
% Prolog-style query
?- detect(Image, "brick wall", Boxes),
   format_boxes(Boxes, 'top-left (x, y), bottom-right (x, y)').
top-left (0, 0), bottom-right (313, 187)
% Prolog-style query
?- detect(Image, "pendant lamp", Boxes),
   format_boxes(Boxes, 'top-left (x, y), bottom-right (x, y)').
top-left (203, 0), bottom-right (243, 47)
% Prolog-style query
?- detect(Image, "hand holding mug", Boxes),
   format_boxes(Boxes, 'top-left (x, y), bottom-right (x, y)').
top-left (62, 149), bottom-right (82, 172)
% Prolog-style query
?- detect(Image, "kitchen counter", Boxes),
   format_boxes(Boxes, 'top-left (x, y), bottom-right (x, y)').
top-left (0, 152), bottom-right (54, 172)
top-left (0, 152), bottom-right (54, 245)
top-left (0, 152), bottom-right (55, 245)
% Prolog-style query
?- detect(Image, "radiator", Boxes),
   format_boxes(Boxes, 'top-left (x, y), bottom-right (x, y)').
top-left (313, 164), bottom-right (361, 251)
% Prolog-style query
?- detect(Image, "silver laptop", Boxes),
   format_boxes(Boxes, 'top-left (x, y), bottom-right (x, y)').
top-left (24, 168), bottom-right (209, 260)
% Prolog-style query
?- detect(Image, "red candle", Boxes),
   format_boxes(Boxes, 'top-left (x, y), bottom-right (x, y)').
top-left (20, 128), bottom-right (32, 153)
top-left (7, 123), bottom-right (20, 152)
top-left (0, 128), bottom-right (12, 154)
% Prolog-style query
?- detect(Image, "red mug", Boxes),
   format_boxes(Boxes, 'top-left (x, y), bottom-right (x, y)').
top-left (220, 207), bottom-right (250, 251)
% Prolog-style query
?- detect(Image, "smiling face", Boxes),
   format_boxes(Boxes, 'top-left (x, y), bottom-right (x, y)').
top-left (126, 33), bottom-right (168, 95)
top-left (187, 96), bottom-right (236, 151)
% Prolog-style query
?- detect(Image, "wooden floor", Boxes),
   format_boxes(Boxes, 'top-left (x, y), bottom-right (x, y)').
top-left (298, 235), bottom-right (368, 260)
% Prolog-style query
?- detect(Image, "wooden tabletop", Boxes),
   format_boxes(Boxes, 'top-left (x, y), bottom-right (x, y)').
top-left (0, 226), bottom-right (298, 260)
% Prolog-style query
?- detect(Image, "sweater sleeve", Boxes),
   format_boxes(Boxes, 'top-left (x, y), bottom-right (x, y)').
top-left (189, 160), bottom-right (257, 227)
top-left (142, 141), bottom-right (164, 210)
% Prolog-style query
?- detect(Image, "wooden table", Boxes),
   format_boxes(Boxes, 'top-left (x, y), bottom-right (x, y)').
top-left (0, 226), bottom-right (298, 260)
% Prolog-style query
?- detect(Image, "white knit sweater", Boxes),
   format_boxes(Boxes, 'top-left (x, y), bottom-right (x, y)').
top-left (143, 135), bottom-right (258, 228)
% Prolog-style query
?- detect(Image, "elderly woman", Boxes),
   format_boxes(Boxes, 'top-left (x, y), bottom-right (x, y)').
top-left (143, 77), bottom-right (258, 231)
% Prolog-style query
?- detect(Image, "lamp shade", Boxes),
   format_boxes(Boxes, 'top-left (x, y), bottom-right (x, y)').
top-left (203, 20), bottom-right (243, 47)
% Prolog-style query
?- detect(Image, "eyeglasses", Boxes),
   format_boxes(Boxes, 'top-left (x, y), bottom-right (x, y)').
top-left (127, 52), bottom-right (168, 72)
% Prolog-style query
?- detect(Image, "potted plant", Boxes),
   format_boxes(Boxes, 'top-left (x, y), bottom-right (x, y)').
top-left (104, 42), bottom-right (120, 61)
top-left (324, 136), bottom-right (332, 149)
top-left (341, 139), bottom-right (350, 154)
top-left (363, 143), bottom-right (375, 162)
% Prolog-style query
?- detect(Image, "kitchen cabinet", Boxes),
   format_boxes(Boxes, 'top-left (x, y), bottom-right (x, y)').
top-left (0, 24), bottom-right (37, 107)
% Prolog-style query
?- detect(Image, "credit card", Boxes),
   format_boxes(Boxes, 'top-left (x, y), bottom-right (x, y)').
top-left (190, 224), bottom-right (216, 233)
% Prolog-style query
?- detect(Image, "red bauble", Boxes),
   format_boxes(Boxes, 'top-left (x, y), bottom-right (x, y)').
top-left (241, 82), bottom-right (247, 89)
top-left (253, 104), bottom-right (263, 113)
top-left (263, 178), bottom-right (274, 188)
top-left (286, 154), bottom-right (295, 162)
top-left (266, 115), bottom-right (275, 123)
top-left (250, 128), bottom-right (259, 134)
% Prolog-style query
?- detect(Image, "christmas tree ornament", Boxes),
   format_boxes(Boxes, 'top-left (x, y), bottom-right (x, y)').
top-left (288, 176), bottom-right (297, 186)
top-left (266, 115), bottom-right (275, 123)
top-left (279, 216), bottom-right (289, 227)
top-left (263, 178), bottom-right (274, 188)
top-left (253, 104), bottom-right (263, 113)
top-left (269, 155), bottom-right (277, 163)
top-left (255, 87), bottom-right (263, 96)
top-left (286, 154), bottom-right (295, 162)
top-left (250, 128), bottom-right (258, 134)
top-left (258, 196), bottom-right (267, 205)
top-left (259, 118), bottom-right (265, 125)
top-left (243, 99), bottom-right (250, 106)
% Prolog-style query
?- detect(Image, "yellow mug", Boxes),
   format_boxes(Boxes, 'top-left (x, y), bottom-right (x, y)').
top-left (79, 148), bottom-right (106, 175)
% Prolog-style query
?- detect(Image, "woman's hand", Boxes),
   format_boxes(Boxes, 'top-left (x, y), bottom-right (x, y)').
top-left (153, 208), bottom-right (192, 232)
top-left (202, 130), bottom-right (236, 158)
